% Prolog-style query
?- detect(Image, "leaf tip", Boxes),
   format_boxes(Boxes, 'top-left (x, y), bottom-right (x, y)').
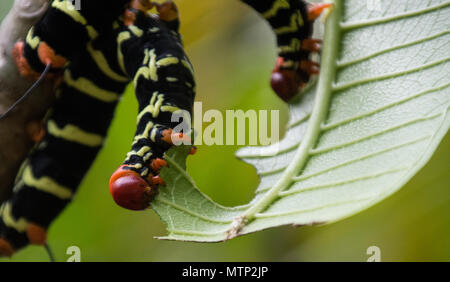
top-left (292, 221), bottom-right (327, 228)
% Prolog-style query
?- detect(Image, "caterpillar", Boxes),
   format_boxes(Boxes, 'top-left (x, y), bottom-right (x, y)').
top-left (242, 0), bottom-right (331, 101)
top-left (0, 0), bottom-right (330, 257)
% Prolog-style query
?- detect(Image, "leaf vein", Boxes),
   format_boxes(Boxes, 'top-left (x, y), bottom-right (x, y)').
top-left (341, 2), bottom-right (450, 30)
top-left (254, 197), bottom-right (375, 218)
top-left (281, 167), bottom-right (409, 197)
top-left (312, 113), bottom-right (442, 155)
top-left (337, 30), bottom-right (450, 68)
top-left (323, 82), bottom-right (450, 130)
top-left (155, 197), bottom-right (233, 224)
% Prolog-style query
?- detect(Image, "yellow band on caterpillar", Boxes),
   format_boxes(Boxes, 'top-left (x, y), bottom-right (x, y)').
top-left (137, 92), bottom-right (165, 121)
top-left (52, 0), bottom-right (98, 39)
top-left (23, 166), bottom-right (73, 200)
top-left (25, 27), bottom-right (40, 50)
top-left (274, 11), bottom-right (304, 35)
top-left (263, 0), bottom-right (290, 19)
top-left (87, 43), bottom-right (129, 82)
top-left (64, 70), bottom-right (120, 102)
top-left (48, 120), bottom-right (104, 147)
top-left (1, 203), bottom-right (28, 233)
top-left (117, 31), bottom-right (132, 74)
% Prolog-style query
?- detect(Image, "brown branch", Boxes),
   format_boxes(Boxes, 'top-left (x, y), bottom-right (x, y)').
top-left (0, 0), bottom-right (53, 204)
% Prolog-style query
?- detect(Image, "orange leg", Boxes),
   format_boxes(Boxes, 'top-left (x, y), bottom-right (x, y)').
top-left (156, 1), bottom-right (179, 22)
top-left (150, 158), bottom-right (168, 172)
top-left (37, 42), bottom-right (67, 68)
top-left (130, 0), bottom-right (155, 11)
top-left (307, 3), bottom-right (333, 21)
top-left (12, 41), bottom-right (41, 81)
top-left (189, 146), bottom-right (197, 155)
top-left (26, 223), bottom-right (47, 246)
top-left (300, 60), bottom-right (320, 76)
top-left (151, 175), bottom-right (165, 186)
top-left (125, 0), bottom-right (155, 26)
top-left (301, 38), bottom-right (322, 53)
top-left (26, 120), bottom-right (46, 143)
top-left (0, 238), bottom-right (15, 258)
top-left (161, 128), bottom-right (192, 146)
top-left (0, 222), bottom-right (47, 258)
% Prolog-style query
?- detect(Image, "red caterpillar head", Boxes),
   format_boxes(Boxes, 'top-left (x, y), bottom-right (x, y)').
top-left (109, 166), bottom-right (154, 211)
top-left (270, 57), bottom-right (304, 102)
top-left (271, 70), bottom-right (302, 102)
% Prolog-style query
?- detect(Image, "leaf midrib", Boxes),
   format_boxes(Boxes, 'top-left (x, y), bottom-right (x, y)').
top-left (224, 0), bottom-right (343, 237)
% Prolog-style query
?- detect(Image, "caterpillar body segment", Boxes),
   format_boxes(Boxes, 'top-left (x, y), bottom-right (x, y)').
top-left (1, 29), bottom-right (130, 255)
top-left (109, 7), bottom-right (196, 211)
top-left (0, 1), bottom-right (195, 255)
top-left (15, 0), bottom-right (130, 79)
top-left (242, 0), bottom-right (313, 67)
top-left (0, 1), bottom-right (134, 256)
top-left (241, 0), bottom-right (331, 101)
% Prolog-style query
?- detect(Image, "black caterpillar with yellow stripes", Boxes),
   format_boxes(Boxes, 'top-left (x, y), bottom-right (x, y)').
top-left (0, 0), bottom-right (330, 257)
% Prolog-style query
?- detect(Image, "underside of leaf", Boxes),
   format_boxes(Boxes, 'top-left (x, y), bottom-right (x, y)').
top-left (151, 0), bottom-right (450, 242)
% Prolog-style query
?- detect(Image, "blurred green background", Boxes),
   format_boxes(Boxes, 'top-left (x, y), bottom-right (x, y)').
top-left (1, 0), bottom-right (449, 262)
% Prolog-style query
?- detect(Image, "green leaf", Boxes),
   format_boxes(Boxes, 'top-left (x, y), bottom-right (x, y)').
top-left (151, 0), bottom-right (450, 242)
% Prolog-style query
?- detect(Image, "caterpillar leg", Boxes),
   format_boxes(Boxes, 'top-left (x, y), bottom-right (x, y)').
top-left (125, 1), bottom-right (180, 30)
top-left (156, 1), bottom-right (180, 22)
top-left (241, 0), bottom-right (332, 101)
top-left (127, 0), bottom-right (178, 21)
top-left (26, 120), bottom-right (46, 143)
top-left (12, 41), bottom-right (42, 81)
top-left (110, 6), bottom-right (196, 211)
top-left (307, 3), bottom-right (333, 21)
